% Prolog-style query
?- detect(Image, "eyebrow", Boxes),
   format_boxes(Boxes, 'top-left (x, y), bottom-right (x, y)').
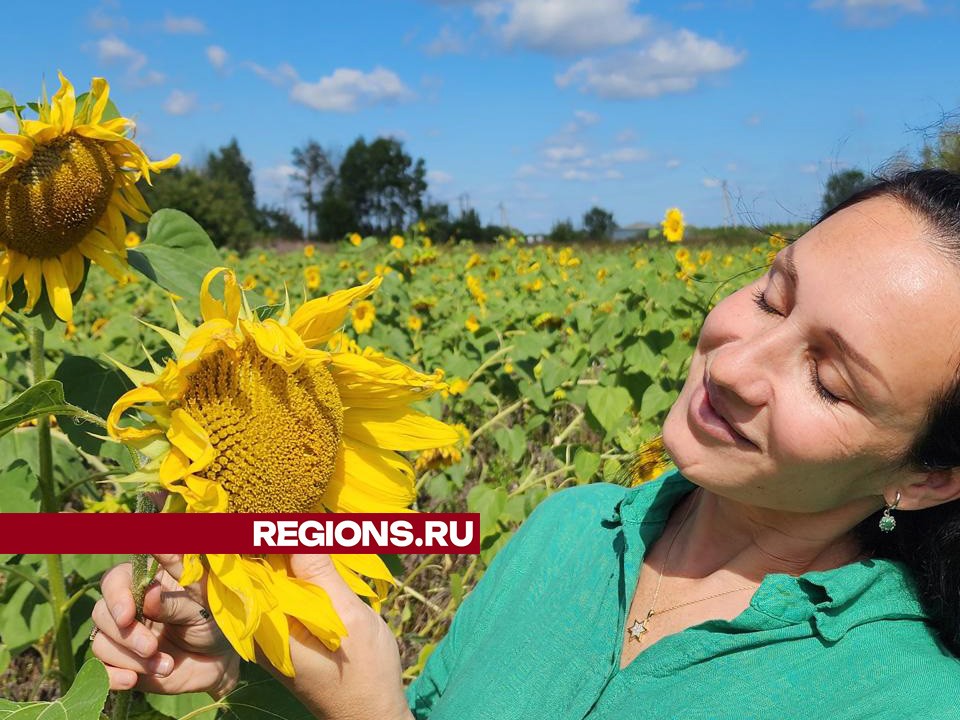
top-left (774, 250), bottom-right (891, 395)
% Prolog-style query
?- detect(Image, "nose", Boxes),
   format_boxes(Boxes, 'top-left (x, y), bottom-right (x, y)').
top-left (705, 329), bottom-right (780, 411)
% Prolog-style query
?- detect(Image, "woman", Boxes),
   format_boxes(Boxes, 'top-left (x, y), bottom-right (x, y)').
top-left (91, 169), bottom-right (960, 718)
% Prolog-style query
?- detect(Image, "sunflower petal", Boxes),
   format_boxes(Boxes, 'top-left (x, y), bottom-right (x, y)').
top-left (205, 555), bottom-right (258, 660)
top-left (22, 259), bottom-right (42, 312)
top-left (60, 249), bottom-right (85, 292)
top-left (272, 574), bottom-right (347, 651)
top-left (87, 77), bottom-right (110, 125)
top-left (0, 134), bottom-right (33, 161)
top-left (329, 351), bottom-right (446, 408)
top-left (343, 406), bottom-right (463, 451)
top-left (167, 408), bottom-right (216, 468)
top-left (322, 439), bottom-right (416, 513)
top-left (200, 267), bottom-right (242, 324)
top-left (288, 277), bottom-right (382, 347)
top-left (41, 257), bottom-right (72, 322)
top-left (180, 553), bottom-right (204, 587)
top-left (50, 72), bottom-right (77, 132)
top-left (106, 386), bottom-right (165, 441)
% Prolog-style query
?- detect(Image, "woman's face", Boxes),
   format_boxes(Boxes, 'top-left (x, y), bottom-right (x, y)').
top-left (662, 196), bottom-right (960, 513)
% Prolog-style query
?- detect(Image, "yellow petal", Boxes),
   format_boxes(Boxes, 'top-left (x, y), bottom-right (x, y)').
top-left (331, 553), bottom-right (395, 587)
top-left (20, 120), bottom-right (59, 145)
top-left (159, 446), bottom-right (192, 484)
top-left (50, 72), bottom-right (77, 132)
top-left (180, 474), bottom-right (229, 513)
top-left (180, 553), bottom-right (204, 587)
top-left (329, 351), bottom-right (445, 408)
top-left (272, 574), bottom-right (347, 652)
top-left (167, 408), bottom-right (216, 468)
top-left (78, 236), bottom-right (127, 280)
top-left (106, 386), bottom-right (165, 441)
top-left (60, 249), bottom-right (85, 292)
top-left (205, 555), bottom-right (258, 661)
top-left (22, 259), bottom-right (42, 312)
top-left (87, 77), bottom-right (110, 125)
top-left (287, 277), bottom-right (382, 347)
top-left (200, 267), bottom-right (242, 324)
top-left (240, 319), bottom-right (305, 372)
top-left (322, 439), bottom-right (415, 513)
top-left (178, 318), bottom-right (239, 372)
top-left (41, 257), bottom-right (72, 322)
top-left (0, 134), bottom-right (33, 161)
top-left (343, 406), bottom-right (462, 451)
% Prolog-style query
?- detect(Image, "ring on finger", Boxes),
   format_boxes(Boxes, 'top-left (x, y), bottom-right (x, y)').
top-left (89, 626), bottom-right (100, 642)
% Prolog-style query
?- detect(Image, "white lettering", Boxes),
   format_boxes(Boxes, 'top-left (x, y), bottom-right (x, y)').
top-left (253, 521), bottom-right (276, 547)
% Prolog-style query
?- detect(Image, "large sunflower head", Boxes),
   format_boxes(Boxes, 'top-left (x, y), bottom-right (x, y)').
top-left (107, 268), bottom-right (460, 676)
top-left (0, 72), bottom-right (179, 322)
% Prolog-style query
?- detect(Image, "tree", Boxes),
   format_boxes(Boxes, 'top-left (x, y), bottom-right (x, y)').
top-left (259, 206), bottom-right (303, 240)
top-left (821, 169), bottom-right (870, 215)
top-left (206, 139), bottom-right (257, 219)
top-left (549, 219), bottom-right (580, 244)
top-left (292, 140), bottom-right (336, 238)
top-left (583, 206), bottom-right (615, 240)
top-left (921, 125), bottom-right (960, 173)
top-left (337, 137), bottom-right (427, 236)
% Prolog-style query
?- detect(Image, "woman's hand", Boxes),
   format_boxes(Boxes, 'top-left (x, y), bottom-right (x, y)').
top-left (259, 554), bottom-right (413, 720)
top-left (91, 554), bottom-right (241, 698)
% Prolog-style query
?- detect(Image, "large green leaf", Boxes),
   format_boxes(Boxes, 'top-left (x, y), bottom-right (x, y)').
top-left (0, 427), bottom-right (87, 490)
top-left (0, 381), bottom-right (85, 438)
top-left (146, 692), bottom-right (218, 720)
top-left (218, 663), bottom-right (315, 720)
top-left (0, 658), bottom-right (109, 720)
top-left (585, 385), bottom-right (633, 436)
top-left (0, 460), bottom-right (40, 512)
top-left (466, 483), bottom-right (508, 541)
top-left (0, 89), bottom-right (16, 114)
top-left (53, 356), bottom-right (132, 454)
top-left (127, 210), bottom-right (222, 315)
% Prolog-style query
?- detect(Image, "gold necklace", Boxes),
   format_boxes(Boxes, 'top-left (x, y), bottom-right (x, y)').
top-left (627, 488), bottom-right (756, 642)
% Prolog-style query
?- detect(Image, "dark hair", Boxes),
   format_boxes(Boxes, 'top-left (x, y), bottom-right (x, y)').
top-left (821, 168), bottom-right (960, 656)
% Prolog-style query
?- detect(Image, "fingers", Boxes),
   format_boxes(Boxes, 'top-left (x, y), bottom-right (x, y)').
top-left (101, 635), bottom-right (239, 695)
top-left (92, 596), bottom-right (160, 658)
top-left (99, 563), bottom-right (137, 629)
top-left (91, 627), bottom-right (173, 678)
top-left (288, 555), bottom-right (367, 613)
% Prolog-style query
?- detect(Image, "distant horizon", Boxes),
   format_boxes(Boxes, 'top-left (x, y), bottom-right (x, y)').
top-left (3, 0), bottom-right (956, 234)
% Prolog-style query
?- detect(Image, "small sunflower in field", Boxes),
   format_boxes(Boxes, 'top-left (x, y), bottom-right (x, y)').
top-left (107, 268), bottom-right (459, 677)
top-left (661, 208), bottom-right (685, 243)
top-left (351, 300), bottom-right (375, 333)
top-left (629, 435), bottom-right (673, 485)
top-left (0, 73), bottom-right (178, 321)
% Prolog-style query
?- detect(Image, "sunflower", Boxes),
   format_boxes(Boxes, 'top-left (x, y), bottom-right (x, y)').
top-left (661, 207), bottom-right (685, 243)
top-left (0, 73), bottom-right (178, 322)
top-left (106, 268), bottom-right (460, 677)
top-left (629, 434), bottom-right (673, 485)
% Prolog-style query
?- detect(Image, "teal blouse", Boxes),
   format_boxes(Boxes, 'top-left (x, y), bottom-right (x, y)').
top-left (406, 470), bottom-right (960, 718)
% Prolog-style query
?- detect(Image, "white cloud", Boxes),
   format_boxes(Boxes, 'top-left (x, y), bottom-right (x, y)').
top-left (544, 144), bottom-right (587, 162)
top-left (163, 15), bottom-right (206, 34)
top-left (88, 6), bottom-right (128, 32)
top-left (96, 35), bottom-right (147, 74)
top-left (163, 89), bottom-right (197, 115)
top-left (556, 29), bottom-right (745, 99)
top-left (665, 158), bottom-right (681, 169)
top-left (290, 67), bottom-right (412, 112)
top-left (702, 177), bottom-right (721, 188)
top-left (428, 169), bottom-right (454, 185)
top-left (0, 113), bottom-right (18, 133)
top-left (516, 163), bottom-right (540, 178)
top-left (245, 62), bottom-right (299, 87)
top-left (206, 45), bottom-right (228, 70)
top-left (562, 169), bottom-right (592, 181)
top-left (604, 169), bottom-right (624, 179)
top-left (616, 128), bottom-right (636, 144)
top-left (726, 162), bottom-right (738, 172)
top-left (600, 147), bottom-right (648, 164)
top-left (811, 0), bottom-right (926, 26)
top-left (498, 0), bottom-right (651, 54)
top-left (136, 70), bottom-right (167, 87)
top-left (425, 26), bottom-right (468, 55)
top-left (573, 109), bottom-right (600, 126)
top-left (800, 163), bottom-right (820, 174)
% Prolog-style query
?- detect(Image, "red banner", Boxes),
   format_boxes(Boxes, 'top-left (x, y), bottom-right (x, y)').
top-left (0, 513), bottom-right (480, 554)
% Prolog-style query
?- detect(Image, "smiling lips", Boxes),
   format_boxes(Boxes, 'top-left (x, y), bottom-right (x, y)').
top-left (695, 377), bottom-right (757, 449)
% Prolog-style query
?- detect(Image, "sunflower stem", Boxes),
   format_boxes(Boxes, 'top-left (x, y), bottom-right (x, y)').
top-left (28, 326), bottom-right (77, 689)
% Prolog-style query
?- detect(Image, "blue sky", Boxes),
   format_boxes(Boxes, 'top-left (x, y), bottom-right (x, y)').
top-left (3, 0), bottom-right (958, 233)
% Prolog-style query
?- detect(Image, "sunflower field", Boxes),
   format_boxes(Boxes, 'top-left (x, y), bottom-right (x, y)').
top-left (0, 74), bottom-right (802, 719)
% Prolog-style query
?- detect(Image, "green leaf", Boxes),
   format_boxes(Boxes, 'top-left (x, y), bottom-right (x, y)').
top-left (0, 644), bottom-right (9, 674)
top-left (574, 448), bottom-right (601, 484)
top-left (0, 381), bottom-right (81, 438)
top-left (602, 458), bottom-right (624, 483)
top-left (218, 663), bottom-right (315, 720)
top-left (127, 209), bottom-right (222, 315)
top-left (0, 658), bottom-right (110, 720)
top-left (640, 382), bottom-right (677, 421)
top-left (585, 385), bottom-right (633, 436)
top-left (0, 427), bottom-right (87, 491)
top-left (0, 577), bottom-right (51, 653)
top-left (53, 356), bottom-right (131, 454)
top-left (0, 89), bottom-right (16, 114)
top-left (466, 483), bottom-right (508, 540)
top-left (145, 693), bottom-right (218, 720)
top-left (0, 461), bottom-right (41, 512)
top-left (492, 425), bottom-right (526, 464)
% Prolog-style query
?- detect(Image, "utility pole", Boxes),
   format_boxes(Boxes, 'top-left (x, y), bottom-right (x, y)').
top-left (497, 201), bottom-right (508, 228)
top-left (721, 180), bottom-right (735, 228)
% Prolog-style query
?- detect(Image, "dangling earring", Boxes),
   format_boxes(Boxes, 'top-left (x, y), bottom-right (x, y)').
top-left (879, 490), bottom-right (901, 533)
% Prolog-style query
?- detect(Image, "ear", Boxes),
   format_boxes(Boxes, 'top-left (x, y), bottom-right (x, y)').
top-left (899, 468), bottom-right (960, 511)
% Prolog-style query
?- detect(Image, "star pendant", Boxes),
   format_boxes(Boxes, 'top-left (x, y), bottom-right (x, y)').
top-left (628, 618), bottom-right (648, 641)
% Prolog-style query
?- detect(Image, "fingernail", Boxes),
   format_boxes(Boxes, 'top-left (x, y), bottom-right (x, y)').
top-left (154, 656), bottom-right (173, 676)
top-left (111, 603), bottom-right (124, 622)
top-left (134, 636), bottom-right (150, 657)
